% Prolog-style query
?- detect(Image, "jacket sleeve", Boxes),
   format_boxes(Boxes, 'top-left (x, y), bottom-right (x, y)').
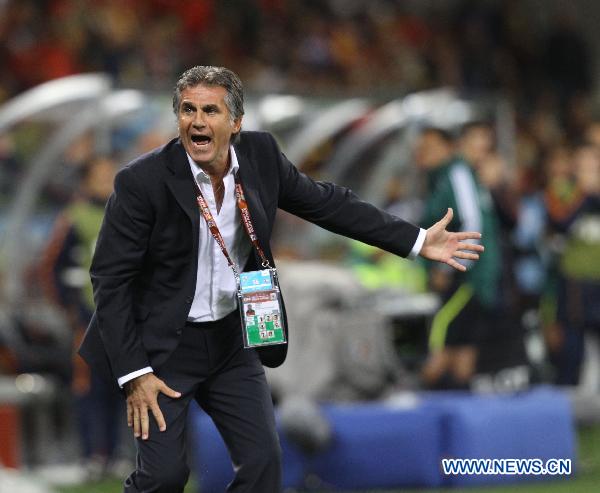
top-left (89, 166), bottom-right (153, 380)
top-left (272, 134), bottom-right (420, 258)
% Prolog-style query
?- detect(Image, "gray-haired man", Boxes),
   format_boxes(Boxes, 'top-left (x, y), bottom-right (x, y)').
top-left (80, 65), bottom-right (484, 492)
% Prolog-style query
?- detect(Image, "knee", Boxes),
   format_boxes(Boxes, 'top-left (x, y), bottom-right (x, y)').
top-left (243, 436), bottom-right (282, 472)
top-left (151, 462), bottom-right (190, 492)
top-left (265, 438), bottom-right (283, 469)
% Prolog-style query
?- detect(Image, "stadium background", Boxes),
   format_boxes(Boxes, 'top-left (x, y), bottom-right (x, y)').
top-left (1, 0), bottom-right (600, 492)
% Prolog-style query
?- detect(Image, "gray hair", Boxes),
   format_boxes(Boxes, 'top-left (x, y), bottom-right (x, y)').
top-left (172, 66), bottom-right (245, 124)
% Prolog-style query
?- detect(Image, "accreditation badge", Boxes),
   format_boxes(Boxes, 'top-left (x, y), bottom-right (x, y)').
top-left (238, 268), bottom-right (287, 348)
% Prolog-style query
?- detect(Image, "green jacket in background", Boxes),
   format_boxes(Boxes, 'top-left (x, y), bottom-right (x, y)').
top-left (422, 156), bottom-right (501, 308)
top-left (67, 200), bottom-right (106, 311)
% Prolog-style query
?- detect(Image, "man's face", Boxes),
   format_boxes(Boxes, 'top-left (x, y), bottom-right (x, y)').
top-left (177, 84), bottom-right (242, 170)
top-left (574, 147), bottom-right (600, 194)
top-left (85, 157), bottom-right (116, 200)
top-left (414, 132), bottom-right (453, 169)
top-left (460, 127), bottom-right (494, 166)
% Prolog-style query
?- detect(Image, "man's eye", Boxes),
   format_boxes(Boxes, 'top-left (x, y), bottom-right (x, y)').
top-left (183, 106), bottom-right (193, 113)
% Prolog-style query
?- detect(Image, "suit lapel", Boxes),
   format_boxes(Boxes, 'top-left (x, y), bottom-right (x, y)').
top-left (165, 140), bottom-right (200, 248)
top-left (235, 145), bottom-right (272, 262)
top-left (164, 138), bottom-right (272, 262)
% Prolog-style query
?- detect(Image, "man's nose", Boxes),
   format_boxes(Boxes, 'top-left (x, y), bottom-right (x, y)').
top-left (192, 112), bottom-right (206, 128)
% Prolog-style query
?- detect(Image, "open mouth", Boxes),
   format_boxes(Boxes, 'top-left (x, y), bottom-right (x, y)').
top-left (191, 134), bottom-right (212, 146)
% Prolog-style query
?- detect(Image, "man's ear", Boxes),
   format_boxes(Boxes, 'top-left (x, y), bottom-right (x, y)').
top-left (232, 117), bottom-right (242, 134)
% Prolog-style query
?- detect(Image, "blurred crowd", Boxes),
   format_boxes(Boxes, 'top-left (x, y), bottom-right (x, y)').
top-left (411, 121), bottom-right (600, 390)
top-left (0, 0), bottom-right (593, 110)
top-left (1, 0), bottom-right (600, 477)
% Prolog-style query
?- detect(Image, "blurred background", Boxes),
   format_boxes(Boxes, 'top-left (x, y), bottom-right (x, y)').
top-left (1, 0), bottom-right (600, 492)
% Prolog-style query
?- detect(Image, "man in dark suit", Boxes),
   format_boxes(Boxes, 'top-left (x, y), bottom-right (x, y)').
top-left (79, 66), bottom-right (483, 493)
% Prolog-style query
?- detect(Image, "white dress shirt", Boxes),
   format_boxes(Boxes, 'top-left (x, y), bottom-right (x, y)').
top-left (186, 147), bottom-right (252, 321)
top-left (117, 147), bottom-right (426, 387)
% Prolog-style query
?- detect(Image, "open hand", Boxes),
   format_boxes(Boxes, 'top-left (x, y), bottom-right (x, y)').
top-left (125, 373), bottom-right (181, 440)
top-left (419, 208), bottom-right (484, 272)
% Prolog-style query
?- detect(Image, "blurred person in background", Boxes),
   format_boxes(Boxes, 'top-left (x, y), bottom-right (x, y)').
top-left (416, 127), bottom-right (501, 389)
top-left (43, 132), bottom-right (97, 207)
top-left (40, 156), bottom-right (125, 480)
top-left (347, 176), bottom-right (427, 294)
top-left (540, 145), bottom-right (575, 368)
top-left (458, 121), bottom-right (495, 169)
top-left (78, 65), bottom-right (483, 493)
top-left (544, 143), bottom-right (600, 385)
top-left (461, 122), bottom-right (519, 312)
top-left (461, 122), bottom-right (528, 382)
top-left (584, 121), bottom-right (600, 148)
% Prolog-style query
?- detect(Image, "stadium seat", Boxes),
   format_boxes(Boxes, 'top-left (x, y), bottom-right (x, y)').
top-left (423, 386), bottom-right (576, 487)
top-left (310, 402), bottom-right (444, 489)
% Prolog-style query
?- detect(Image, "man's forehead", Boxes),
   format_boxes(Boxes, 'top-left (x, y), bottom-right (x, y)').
top-left (180, 84), bottom-right (227, 104)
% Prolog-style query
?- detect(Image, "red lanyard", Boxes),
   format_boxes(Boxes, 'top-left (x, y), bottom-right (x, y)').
top-left (194, 172), bottom-right (272, 280)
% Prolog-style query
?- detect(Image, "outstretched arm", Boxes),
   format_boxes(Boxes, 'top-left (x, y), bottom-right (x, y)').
top-left (419, 208), bottom-right (484, 272)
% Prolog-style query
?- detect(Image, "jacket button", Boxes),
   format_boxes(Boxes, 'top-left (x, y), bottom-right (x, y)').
top-left (175, 328), bottom-right (182, 335)
top-left (186, 296), bottom-right (193, 304)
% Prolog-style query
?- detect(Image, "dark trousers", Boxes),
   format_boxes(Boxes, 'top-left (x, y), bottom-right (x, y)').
top-left (123, 310), bottom-right (282, 492)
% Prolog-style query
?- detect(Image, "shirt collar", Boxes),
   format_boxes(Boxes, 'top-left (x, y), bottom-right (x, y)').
top-left (186, 146), bottom-right (239, 184)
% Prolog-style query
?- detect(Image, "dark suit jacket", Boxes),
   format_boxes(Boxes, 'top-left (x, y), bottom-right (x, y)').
top-left (79, 131), bottom-right (420, 386)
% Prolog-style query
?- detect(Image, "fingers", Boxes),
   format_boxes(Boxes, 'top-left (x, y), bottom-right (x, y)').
top-left (438, 208), bottom-right (454, 228)
top-left (130, 401), bottom-right (162, 440)
top-left (126, 375), bottom-right (180, 440)
top-left (150, 404), bottom-right (167, 432)
top-left (133, 405), bottom-right (141, 438)
top-left (160, 382), bottom-right (182, 399)
top-left (454, 251), bottom-right (479, 260)
top-left (446, 258), bottom-right (467, 272)
top-left (456, 231), bottom-right (483, 242)
top-left (140, 408), bottom-right (150, 440)
top-left (456, 241), bottom-right (485, 252)
top-left (127, 400), bottom-right (133, 428)
top-left (130, 403), bottom-right (150, 440)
